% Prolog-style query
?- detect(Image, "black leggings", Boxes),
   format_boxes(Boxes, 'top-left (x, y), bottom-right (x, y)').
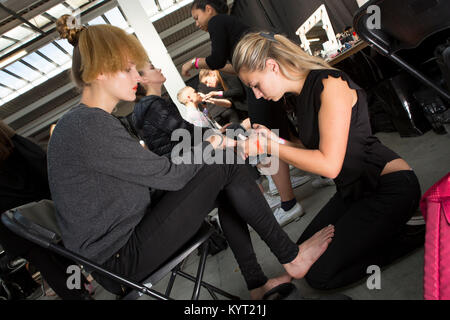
top-left (297, 170), bottom-right (422, 289)
top-left (101, 163), bottom-right (299, 290)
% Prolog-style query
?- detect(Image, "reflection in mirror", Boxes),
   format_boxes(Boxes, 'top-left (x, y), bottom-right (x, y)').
top-left (305, 21), bottom-right (328, 57)
top-left (295, 5), bottom-right (340, 59)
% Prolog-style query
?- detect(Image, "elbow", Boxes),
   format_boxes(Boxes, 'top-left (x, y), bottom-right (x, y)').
top-left (318, 151), bottom-right (343, 179)
top-left (325, 165), bottom-right (342, 180)
top-left (327, 171), bottom-right (339, 180)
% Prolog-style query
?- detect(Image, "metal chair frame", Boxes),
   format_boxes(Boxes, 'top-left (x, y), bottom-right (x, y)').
top-left (1, 200), bottom-right (239, 300)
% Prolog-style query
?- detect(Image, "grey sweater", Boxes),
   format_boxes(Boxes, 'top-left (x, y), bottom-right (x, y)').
top-left (47, 105), bottom-right (210, 263)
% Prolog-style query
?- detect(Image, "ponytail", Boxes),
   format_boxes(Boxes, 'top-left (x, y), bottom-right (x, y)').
top-left (233, 32), bottom-right (335, 81)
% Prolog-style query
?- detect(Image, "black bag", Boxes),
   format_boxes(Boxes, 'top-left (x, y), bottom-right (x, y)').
top-left (199, 217), bottom-right (228, 257)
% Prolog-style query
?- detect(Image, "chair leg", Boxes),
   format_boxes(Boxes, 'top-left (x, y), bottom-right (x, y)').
top-left (177, 270), bottom-right (240, 300)
top-left (191, 241), bottom-right (209, 300)
top-left (206, 286), bottom-right (218, 300)
top-left (165, 263), bottom-right (181, 297)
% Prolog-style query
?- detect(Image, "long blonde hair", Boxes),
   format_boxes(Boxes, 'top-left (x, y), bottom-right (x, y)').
top-left (232, 32), bottom-right (335, 81)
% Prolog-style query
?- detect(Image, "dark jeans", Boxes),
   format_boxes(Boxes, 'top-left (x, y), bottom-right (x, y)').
top-left (101, 163), bottom-right (299, 290)
top-left (0, 220), bottom-right (90, 300)
top-left (297, 170), bottom-right (422, 289)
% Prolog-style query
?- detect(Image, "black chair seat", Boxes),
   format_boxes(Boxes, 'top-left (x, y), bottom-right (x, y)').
top-left (1, 200), bottom-right (239, 300)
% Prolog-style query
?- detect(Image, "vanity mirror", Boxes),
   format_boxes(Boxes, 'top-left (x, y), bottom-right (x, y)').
top-left (295, 4), bottom-right (340, 58)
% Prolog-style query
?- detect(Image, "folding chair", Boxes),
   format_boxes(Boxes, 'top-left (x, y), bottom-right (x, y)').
top-left (1, 200), bottom-right (240, 300)
top-left (353, 0), bottom-right (450, 102)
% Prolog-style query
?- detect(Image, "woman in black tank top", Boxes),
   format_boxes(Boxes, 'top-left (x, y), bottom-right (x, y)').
top-left (233, 32), bottom-right (423, 290)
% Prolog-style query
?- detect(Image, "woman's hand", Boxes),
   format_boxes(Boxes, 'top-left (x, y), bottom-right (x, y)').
top-left (204, 91), bottom-right (223, 100)
top-left (198, 92), bottom-right (206, 99)
top-left (240, 118), bottom-right (251, 131)
top-left (206, 134), bottom-right (236, 149)
top-left (219, 123), bottom-right (232, 134)
top-left (251, 123), bottom-right (280, 142)
top-left (237, 130), bottom-right (269, 158)
top-left (202, 97), bottom-right (232, 108)
top-left (182, 60), bottom-right (194, 77)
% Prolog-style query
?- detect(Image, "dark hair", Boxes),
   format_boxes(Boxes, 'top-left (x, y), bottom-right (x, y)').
top-left (134, 83), bottom-right (147, 102)
top-left (191, 0), bottom-right (229, 14)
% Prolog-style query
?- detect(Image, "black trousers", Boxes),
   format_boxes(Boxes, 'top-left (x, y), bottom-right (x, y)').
top-left (0, 220), bottom-right (90, 300)
top-left (101, 163), bottom-right (299, 290)
top-left (215, 108), bottom-right (240, 126)
top-left (297, 170), bottom-right (422, 289)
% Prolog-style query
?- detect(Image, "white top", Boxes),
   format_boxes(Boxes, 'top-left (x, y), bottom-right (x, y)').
top-left (184, 105), bottom-right (211, 127)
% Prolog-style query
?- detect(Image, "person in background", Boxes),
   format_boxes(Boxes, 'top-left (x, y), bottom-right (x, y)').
top-left (0, 120), bottom-right (91, 300)
top-left (195, 70), bottom-right (241, 126)
top-left (132, 62), bottom-right (201, 158)
top-left (198, 69), bottom-right (248, 120)
top-left (177, 85), bottom-right (224, 128)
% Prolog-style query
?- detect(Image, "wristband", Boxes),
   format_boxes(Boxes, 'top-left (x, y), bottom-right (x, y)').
top-left (278, 137), bottom-right (286, 145)
top-left (194, 58), bottom-right (200, 69)
top-left (191, 58), bottom-right (196, 67)
top-left (218, 91), bottom-right (223, 97)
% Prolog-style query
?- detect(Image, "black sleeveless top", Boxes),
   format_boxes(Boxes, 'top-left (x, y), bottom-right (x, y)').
top-left (290, 69), bottom-right (399, 200)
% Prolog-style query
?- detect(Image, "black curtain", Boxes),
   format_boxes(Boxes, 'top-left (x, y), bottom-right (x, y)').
top-left (230, 0), bottom-right (281, 32)
top-left (231, 0), bottom-right (359, 42)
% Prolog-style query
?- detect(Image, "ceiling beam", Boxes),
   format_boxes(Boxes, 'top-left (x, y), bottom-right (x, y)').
top-left (0, 0), bottom-right (117, 67)
top-left (0, 3), bottom-right (46, 34)
top-left (3, 81), bottom-right (75, 124)
top-left (17, 95), bottom-right (80, 137)
top-left (168, 29), bottom-right (209, 59)
top-left (159, 16), bottom-right (193, 39)
top-left (0, 0), bottom-right (64, 35)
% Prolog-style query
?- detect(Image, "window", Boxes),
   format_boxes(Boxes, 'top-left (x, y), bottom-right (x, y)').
top-left (5, 61), bottom-right (41, 82)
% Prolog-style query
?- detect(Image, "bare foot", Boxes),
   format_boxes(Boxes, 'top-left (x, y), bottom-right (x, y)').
top-left (250, 273), bottom-right (293, 300)
top-left (283, 225), bottom-right (335, 279)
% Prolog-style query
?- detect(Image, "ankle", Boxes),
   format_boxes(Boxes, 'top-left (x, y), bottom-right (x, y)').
top-left (281, 198), bottom-right (297, 211)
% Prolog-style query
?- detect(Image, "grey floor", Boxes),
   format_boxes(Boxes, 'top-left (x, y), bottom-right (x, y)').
top-left (36, 125), bottom-right (450, 300)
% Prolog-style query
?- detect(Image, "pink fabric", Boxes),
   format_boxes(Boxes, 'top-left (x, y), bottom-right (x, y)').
top-left (420, 173), bottom-right (450, 300)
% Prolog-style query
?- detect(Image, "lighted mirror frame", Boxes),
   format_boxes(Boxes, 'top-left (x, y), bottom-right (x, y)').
top-left (295, 4), bottom-right (340, 56)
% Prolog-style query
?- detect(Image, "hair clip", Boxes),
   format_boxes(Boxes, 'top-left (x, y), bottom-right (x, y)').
top-left (259, 32), bottom-right (277, 42)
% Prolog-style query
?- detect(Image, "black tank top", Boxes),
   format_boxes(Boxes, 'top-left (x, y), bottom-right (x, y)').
top-left (290, 69), bottom-right (399, 200)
